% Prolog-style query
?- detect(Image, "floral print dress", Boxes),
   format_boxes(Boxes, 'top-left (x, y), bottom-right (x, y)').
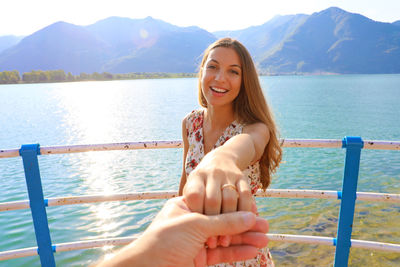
top-left (184, 109), bottom-right (274, 267)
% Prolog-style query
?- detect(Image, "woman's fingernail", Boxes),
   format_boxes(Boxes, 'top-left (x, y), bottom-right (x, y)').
top-left (221, 236), bottom-right (231, 247)
top-left (207, 236), bottom-right (218, 249)
top-left (241, 212), bottom-right (255, 227)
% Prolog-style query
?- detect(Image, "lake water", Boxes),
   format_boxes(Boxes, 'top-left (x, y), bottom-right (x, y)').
top-left (0, 74), bottom-right (399, 266)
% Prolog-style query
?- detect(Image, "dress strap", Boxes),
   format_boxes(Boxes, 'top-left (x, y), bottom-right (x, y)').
top-left (185, 109), bottom-right (204, 133)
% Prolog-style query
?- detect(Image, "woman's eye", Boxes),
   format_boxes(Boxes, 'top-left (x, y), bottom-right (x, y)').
top-left (207, 65), bottom-right (216, 69)
top-left (230, 69), bottom-right (239, 75)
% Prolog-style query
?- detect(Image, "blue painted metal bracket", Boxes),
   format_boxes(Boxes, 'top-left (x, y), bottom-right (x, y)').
top-left (334, 136), bottom-right (364, 267)
top-left (20, 144), bottom-right (56, 267)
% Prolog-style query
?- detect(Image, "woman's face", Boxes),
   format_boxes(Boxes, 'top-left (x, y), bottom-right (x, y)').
top-left (201, 47), bottom-right (242, 108)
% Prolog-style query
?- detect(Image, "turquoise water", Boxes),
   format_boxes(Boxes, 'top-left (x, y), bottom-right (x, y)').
top-left (0, 74), bottom-right (399, 266)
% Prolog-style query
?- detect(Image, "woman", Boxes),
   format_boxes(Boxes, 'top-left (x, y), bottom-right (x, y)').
top-left (179, 38), bottom-right (282, 266)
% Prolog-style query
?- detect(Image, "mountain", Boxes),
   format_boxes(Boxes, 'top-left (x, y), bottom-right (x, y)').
top-left (214, 14), bottom-right (308, 61)
top-left (102, 26), bottom-right (216, 73)
top-left (0, 35), bottom-right (24, 54)
top-left (0, 17), bottom-right (215, 74)
top-left (0, 22), bottom-right (110, 74)
top-left (258, 7), bottom-right (400, 74)
top-left (85, 16), bottom-right (179, 58)
top-left (0, 7), bottom-right (399, 75)
top-left (85, 16), bottom-right (216, 73)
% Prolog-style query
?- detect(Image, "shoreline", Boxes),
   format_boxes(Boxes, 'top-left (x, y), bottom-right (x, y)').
top-left (1, 71), bottom-right (399, 86)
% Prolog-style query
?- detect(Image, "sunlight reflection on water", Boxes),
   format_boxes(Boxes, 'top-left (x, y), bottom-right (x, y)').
top-left (0, 76), bottom-right (399, 266)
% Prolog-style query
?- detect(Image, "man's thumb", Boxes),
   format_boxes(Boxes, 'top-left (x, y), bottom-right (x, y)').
top-left (202, 211), bottom-right (256, 237)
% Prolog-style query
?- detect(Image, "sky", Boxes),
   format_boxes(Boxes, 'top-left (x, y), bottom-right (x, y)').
top-left (1, 0), bottom-right (400, 36)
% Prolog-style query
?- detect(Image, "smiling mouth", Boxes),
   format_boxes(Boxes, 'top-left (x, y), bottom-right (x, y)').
top-left (210, 87), bottom-right (228, 93)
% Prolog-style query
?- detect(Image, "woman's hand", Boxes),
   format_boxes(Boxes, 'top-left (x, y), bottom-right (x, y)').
top-left (184, 149), bottom-right (254, 215)
top-left (183, 128), bottom-right (268, 216)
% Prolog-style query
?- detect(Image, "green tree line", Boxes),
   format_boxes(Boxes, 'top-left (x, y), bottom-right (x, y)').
top-left (0, 70), bottom-right (196, 84)
top-left (0, 70), bottom-right (21, 84)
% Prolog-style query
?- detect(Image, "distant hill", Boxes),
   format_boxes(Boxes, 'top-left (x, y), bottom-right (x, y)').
top-left (0, 7), bottom-right (399, 75)
top-left (0, 35), bottom-right (24, 54)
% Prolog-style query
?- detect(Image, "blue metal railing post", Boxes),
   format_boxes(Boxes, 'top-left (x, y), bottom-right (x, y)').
top-left (334, 136), bottom-right (363, 266)
top-left (20, 144), bottom-right (56, 267)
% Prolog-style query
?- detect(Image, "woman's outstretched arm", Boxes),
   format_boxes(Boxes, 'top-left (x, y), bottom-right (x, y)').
top-left (179, 117), bottom-right (189, 196)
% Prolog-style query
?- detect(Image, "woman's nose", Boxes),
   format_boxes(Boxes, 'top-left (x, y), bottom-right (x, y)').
top-left (215, 70), bottom-right (226, 81)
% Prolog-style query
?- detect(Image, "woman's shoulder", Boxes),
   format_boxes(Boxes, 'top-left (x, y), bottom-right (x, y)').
top-left (243, 122), bottom-right (270, 140)
top-left (183, 109), bottom-right (204, 123)
top-left (243, 122), bottom-right (268, 132)
top-left (182, 109), bottom-right (204, 130)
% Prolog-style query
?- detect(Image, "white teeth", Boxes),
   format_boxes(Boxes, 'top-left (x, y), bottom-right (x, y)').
top-left (211, 87), bottom-right (228, 93)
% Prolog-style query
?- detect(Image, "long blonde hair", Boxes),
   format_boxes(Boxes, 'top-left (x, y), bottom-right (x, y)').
top-left (198, 38), bottom-right (282, 189)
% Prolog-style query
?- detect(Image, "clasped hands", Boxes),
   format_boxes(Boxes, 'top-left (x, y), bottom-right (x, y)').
top-left (96, 196), bottom-right (268, 267)
top-left (183, 150), bottom-right (266, 259)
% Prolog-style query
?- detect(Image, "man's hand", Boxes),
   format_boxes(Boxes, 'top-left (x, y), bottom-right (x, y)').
top-left (96, 197), bottom-right (269, 267)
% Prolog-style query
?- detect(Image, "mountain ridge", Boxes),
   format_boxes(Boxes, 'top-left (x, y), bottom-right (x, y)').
top-left (258, 7), bottom-right (400, 74)
top-left (0, 7), bottom-right (399, 75)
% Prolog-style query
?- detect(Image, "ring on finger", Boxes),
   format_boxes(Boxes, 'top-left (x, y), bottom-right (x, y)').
top-left (221, 183), bottom-right (237, 191)
top-left (221, 184), bottom-right (239, 197)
